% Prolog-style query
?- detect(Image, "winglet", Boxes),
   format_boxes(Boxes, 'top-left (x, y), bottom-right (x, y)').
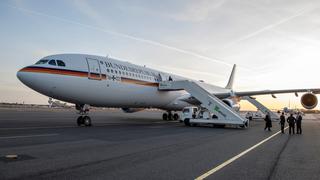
top-left (225, 64), bottom-right (236, 89)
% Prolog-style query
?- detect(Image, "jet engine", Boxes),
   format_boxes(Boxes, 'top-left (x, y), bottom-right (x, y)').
top-left (222, 99), bottom-right (240, 112)
top-left (301, 93), bottom-right (318, 109)
top-left (121, 108), bottom-right (145, 113)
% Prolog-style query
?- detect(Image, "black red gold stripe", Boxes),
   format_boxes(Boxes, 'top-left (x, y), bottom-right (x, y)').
top-left (20, 66), bottom-right (159, 87)
top-left (121, 77), bottom-right (159, 87)
top-left (20, 66), bottom-right (106, 79)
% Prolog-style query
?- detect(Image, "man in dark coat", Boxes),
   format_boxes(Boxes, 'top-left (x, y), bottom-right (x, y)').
top-left (280, 113), bottom-right (286, 134)
top-left (264, 114), bottom-right (272, 131)
top-left (296, 113), bottom-right (303, 134)
top-left (287, 114), bottom-right (296, 135)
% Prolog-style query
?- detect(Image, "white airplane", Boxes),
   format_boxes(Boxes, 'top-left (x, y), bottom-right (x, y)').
top-left (17, 54), bottom-right (320, 126)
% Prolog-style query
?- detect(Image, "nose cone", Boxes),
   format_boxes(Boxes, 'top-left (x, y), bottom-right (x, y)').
top-left (16, 67), bottom-right (35, 88)
top-left (16, 69), bottom-right (23, 82)
top-left (17, 68), bottom-right (28, 86)
top-left (16, 66), bottom-right (55, 98)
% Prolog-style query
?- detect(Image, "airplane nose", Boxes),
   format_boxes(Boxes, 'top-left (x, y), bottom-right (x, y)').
top-left (16, 69), bottom-right (23, 82)
top-left (16, 66), bottom-right (56, 97)
top-left (16, 69), bottom-right (24, 83)
top-left (16, 67), bottom-right (33, 87)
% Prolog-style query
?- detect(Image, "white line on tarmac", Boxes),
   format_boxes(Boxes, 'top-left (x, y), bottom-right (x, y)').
top-left (0, 133), bottom-right (59, 139)
top-left (195, 127), bottom-right (289, 180)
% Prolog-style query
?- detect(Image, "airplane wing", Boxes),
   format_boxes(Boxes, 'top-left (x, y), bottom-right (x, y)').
top-left (233, 88), bottom-right (320, 97)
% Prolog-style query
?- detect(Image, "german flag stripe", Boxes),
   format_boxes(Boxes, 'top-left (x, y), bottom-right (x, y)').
top-left (20, 66), bottom-right (159, 87)
top-left (121, 77), bottom-right (159, 87)
top-left (20, 66), bottom-right (106, 80)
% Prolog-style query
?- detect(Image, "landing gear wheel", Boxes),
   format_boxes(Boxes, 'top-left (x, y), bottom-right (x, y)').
top-left (168, 113), bottom-right (173, 121)
top-left (83, 116), bottom-right (92, 127)
top-left (173, 113), bottom-right (179, 121)
top-left (77, 116), bottom-right (84, 126)
top-left (162, 113), bottom-right (168, 121)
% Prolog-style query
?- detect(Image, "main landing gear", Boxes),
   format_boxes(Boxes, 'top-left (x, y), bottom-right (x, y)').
top-left (162, 111), bottom-right (180, 121)
top-left (76, 104), bottom-right (92, 127)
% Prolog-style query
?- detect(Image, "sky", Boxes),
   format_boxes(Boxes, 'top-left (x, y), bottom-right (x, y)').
top-left (0, 0), bottom-right (320, 110)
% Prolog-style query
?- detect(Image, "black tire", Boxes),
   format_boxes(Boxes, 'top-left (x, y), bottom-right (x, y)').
top-left (83, 116), bottom-right (92, 127)
top-left (212, 115), bottom-right (218, 119)
top-left (173, 113), bottom-right (179, 121)
top-left (184, 119), bottom-right (191, 126)
top-left (162, 113), bottom-right (168, 121)
top-left (77, 116), bottom-right (84, 126)
top-left (168, 113), bottom-right (173, 121)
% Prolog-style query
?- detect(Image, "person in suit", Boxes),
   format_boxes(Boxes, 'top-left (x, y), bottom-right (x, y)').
top-left (296, 113), bottom-right (303, 134)
top-left (287, 114), bottom-right (296, 135)
top-left (279, 112), bottom-right (286, 134)
top-left (264, 113), bottom-right (272, 131)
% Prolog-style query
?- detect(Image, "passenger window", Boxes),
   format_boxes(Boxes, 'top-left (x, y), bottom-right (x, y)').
top-left (57, 60), bottom-right (66, 67)
top-left (107, 69), bottom-right (110, 73)
top-left (111, 69), bottom-right (114, 73)
top-left (115, 70), bottom-right (118, 74)
top-left (49, 60), bottom-right (56, 66)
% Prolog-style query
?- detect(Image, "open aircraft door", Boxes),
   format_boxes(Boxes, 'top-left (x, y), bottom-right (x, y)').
top-left (86, 58), bottom-right (102, 80)
top-left (158, 73), bottom-right (170, 81)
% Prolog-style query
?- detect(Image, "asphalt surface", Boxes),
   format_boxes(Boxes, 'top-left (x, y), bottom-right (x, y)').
top-left (0, 108), bottom-right (320, 180)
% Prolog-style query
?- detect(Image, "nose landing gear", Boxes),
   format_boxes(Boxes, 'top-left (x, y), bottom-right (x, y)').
top-left (76, 104), bottom-right (92, 127)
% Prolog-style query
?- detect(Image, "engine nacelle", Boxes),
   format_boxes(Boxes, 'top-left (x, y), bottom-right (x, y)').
top-left (121, 108), bottom-right (145, 113)
top-left (301, 93), bottom-right (318, 109)
top-left (222, 99), bottom-right (240, 112)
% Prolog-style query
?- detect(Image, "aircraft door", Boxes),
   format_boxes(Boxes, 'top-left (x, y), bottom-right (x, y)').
top-left (158, 73), bottom-right (171, 81)
top-left (86, 58), bottom-right (102, 80)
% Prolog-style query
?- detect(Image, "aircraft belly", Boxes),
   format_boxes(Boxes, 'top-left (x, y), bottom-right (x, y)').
top-left (27, 73), bottom-right (182, 108)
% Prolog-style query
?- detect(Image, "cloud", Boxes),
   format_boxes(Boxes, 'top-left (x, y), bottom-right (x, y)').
top-left (167, 0), bottom-right (227, 22)
top-left (69, 0), bottom-right (104, 25)
top-left (221, 5), bottom-right (316, 49)
top-left (6, 3), bottom-right (234, 68)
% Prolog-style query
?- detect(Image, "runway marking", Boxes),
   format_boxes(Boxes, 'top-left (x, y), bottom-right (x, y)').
top-left (195, 127), bottom-right (289, 180)
top-left (0, 133), bottom-right (59, 139)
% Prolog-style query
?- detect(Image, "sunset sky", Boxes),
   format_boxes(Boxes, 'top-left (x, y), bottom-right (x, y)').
top-left (1, 0), bottom-right (320, 110)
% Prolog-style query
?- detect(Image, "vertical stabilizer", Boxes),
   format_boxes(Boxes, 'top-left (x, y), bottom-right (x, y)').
top-left (225, 64), bottom-right (236, 89)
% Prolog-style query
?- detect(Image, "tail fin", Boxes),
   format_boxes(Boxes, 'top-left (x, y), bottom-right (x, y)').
top-left (225, 64), bottom-right (236, 89)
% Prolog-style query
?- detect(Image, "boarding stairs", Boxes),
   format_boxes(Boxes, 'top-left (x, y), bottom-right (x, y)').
top-left (242, 96), bottom-right (279, 120)
top-left (159, 80), bottom-right (248, 126)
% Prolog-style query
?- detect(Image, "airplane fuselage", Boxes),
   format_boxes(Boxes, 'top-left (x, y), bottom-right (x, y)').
top-left (17, 54), bottom-right (232, 111)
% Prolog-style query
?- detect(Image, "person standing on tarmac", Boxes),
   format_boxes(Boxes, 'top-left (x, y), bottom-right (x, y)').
top-left (280, 112), bottom-right (286, 134)
top-left (296, 113), bottom-right (303, 134)
top-left (287, 114), bottom-right (296, 135)
top-left (264, 113), bottom-right (272, 131)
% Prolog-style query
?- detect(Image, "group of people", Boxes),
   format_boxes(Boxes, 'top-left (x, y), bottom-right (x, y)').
top-left (264, 112), bottom-right (303, 134)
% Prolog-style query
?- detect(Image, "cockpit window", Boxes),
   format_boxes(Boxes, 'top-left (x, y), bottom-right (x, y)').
top-left (48, 60), bottom-right (56, 66)
top-left (35, 60), bottom-right (49, 64)
top-left (57, 60), bottom-right (66, 67)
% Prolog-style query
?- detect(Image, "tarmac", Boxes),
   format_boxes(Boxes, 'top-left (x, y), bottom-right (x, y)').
top-left (0, 107), bottom-right (320, 180)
